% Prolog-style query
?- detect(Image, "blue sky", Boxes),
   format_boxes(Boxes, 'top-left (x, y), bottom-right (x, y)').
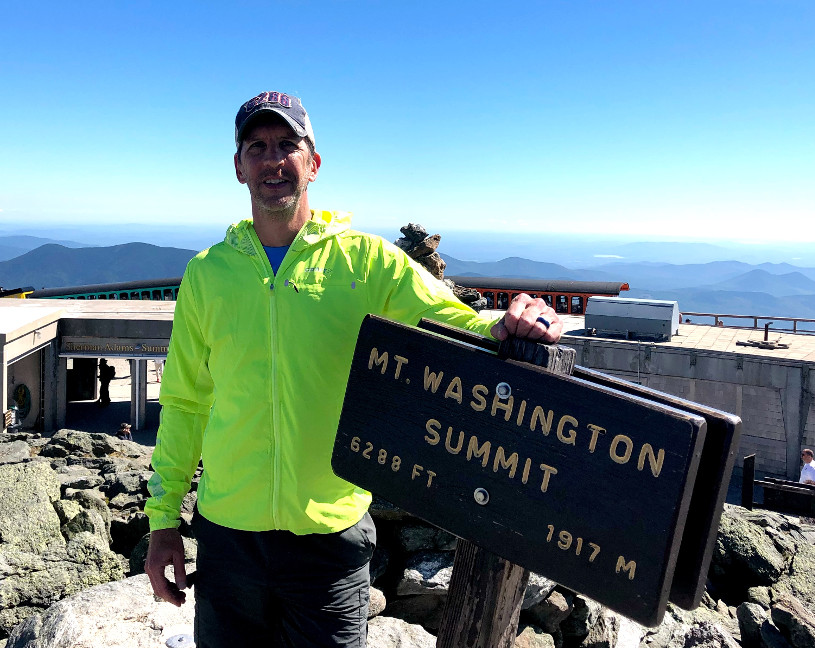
top-left (1, 1), bottom-right (813, 242)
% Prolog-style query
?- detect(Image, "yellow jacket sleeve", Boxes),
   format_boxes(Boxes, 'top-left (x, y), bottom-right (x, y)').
top-left (145, 266), bottom-right (214, 531)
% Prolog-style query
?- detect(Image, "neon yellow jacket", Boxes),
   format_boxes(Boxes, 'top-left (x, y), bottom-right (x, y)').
top-left (145, 211), bottom-right (496, 533)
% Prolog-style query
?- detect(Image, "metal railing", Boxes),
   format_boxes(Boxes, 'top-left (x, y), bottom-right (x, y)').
top-left (681, 312), bottom-right (815, 335)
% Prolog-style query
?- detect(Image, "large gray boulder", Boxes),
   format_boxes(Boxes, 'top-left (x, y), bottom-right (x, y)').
top-left (515, 624), bottom-right (556, 648)
top-left (0, 441), bottom-right (30, 465)
top-left (761, 620), bottom-right (795, 648)
top-left (5, 573), bottom-right (194, 648)
top-left (638, 598), bottom-right (744, 648)
top-left (668, 595), bottom-right (741, 644)
top-left (0, 461), bottom-right (126, 638)
top-left (748, 587), bottom-right (773, 610)
top-left (0, 533), bottom-right (126, 635)
top-left (583, 608), bottom-right (623, 648)
top-left (540, 603), bottom-right (646, 648)
top-left (54, 464), bottom-right (104, 491)
top-left (682, 622), bottom-right (741, 648)
top-left (389, 551), bottom-right (453, 631)
top-left (771, 594), bottom-right (815, 648)
top-left (771, 540), bottom-right (815, 612)
top-left (38, 430), bottom-right (116, 458)
top-left (713, 508), bottom-right (788, 589)
top-left (369, 586), bottom-right (387, 618)
top-left (522, 573), bottom-right (558, 610)
top-left (559, 594), bottom-right (602, 644)
top-left (396, 551), bottom-right (453, 597)
top-left (65, 490), bottom-right (112, 543)
top-left (711, 505), bottom-right (815, 620)
top-left (524, 590), bottom-right (572, 634)
top-left (367, 615), bottom-right (435, 648)
top-left (737, 601), bottom-right (767, 648)
top-left (39, 429), bottom-right (149, 460)
top-left (0, 462), bottom-right (62, 553)
top-left (640, 608), bottom-right (692, 648)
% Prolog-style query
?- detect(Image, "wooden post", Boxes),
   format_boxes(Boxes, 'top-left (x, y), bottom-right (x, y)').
top-left (436, 338), bottom-right (575, 648)
top-left (742, 454), bottom-right (756, 510)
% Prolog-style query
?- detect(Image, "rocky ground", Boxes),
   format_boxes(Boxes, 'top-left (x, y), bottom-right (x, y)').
top-left (2, 427), bottom-right (815, 648)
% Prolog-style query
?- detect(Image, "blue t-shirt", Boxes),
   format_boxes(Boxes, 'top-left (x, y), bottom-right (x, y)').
top-left (263, 245), bottom-right (290, 275)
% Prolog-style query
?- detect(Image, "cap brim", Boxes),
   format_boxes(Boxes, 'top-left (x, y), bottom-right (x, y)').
top-left (236, 107), bottom-right (308, 146)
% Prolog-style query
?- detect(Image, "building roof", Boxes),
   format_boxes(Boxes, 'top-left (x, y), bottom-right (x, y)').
top-left (568, 316), bottom-right (815, 363)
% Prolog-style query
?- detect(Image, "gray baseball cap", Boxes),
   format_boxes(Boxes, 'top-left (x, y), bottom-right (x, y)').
top-left (235, 91), bottom-right (315, 149)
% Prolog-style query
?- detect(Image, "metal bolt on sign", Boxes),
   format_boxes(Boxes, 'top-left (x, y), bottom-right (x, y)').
top-left (474, 488), bottom-right (490, 505)
top-left (495, 382), bottom-right (512, 399)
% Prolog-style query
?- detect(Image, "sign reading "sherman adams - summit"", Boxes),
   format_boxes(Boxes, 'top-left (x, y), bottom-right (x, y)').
top-left (61, 337), bottom-right (169, 357)
top-left (332, 316), bottom-right (740, 627)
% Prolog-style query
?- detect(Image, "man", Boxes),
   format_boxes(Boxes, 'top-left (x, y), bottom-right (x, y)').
top-left (117, 422), bottom-right (133, 441)
top-left (144, 90), bottom-right (562, 647)
top-left (98, 359), bottom-right (115, 407)
top-left (800, 449), bottom-right (815, 485)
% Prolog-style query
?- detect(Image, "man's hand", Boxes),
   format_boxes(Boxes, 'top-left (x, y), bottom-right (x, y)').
top-left (491, 293), bottom-right (562, 344)
top-left (145, 528), bottom-right (189, 607)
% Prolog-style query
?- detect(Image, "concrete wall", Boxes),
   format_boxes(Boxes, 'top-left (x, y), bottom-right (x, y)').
top-left (7, 351), bottom-right (42, 429)
top-left (801, 376), bottom-right (815, 450)
top-left (562, 337), bottom-right (814, 480)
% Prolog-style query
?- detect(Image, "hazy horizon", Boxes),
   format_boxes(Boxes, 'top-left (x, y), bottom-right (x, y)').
top-left (2, 222), bottom-right (814, 268)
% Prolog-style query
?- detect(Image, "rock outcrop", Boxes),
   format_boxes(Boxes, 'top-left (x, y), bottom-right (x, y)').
top-left (394, 223), bottom-right (487, 311)
top-left (3, 427), bottom-right (815, 648)
top-left (394, 224), bottom-right (446, 280)
top-left (0, 446), bottom-right (128, 638)
top-left (4, 574), bottom-right (194, 648)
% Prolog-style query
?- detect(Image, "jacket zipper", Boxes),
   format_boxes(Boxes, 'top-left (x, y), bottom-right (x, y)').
top-left (248, 225), bottom-right (310, 528)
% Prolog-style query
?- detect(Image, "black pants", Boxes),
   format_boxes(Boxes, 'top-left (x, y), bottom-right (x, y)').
top-left (192, 510), bottom-right (376, 648)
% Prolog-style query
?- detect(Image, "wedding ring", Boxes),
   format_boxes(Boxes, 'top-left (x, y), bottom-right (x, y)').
top-left (536, 316), bottom-right (551, 328)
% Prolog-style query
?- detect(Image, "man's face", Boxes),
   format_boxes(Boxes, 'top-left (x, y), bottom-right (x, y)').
top-left (234, 117), bottom-right (320, 220)
top-left (804, 452), bottom-right (813, 464)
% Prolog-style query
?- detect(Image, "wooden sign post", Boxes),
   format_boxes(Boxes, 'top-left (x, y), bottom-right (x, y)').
top-left (436, 334), bottom-right (576, 648)
top-left (332, 316), bottom-right (741, 634)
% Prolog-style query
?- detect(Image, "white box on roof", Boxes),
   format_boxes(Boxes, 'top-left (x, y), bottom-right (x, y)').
top-left (585, 296), bottom-right (680, 341)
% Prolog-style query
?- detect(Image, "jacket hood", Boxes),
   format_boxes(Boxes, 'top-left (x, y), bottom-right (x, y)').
top-left (224, 210), bottom-right (353, 256)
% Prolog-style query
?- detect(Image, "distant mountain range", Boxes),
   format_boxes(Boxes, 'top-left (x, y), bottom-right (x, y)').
top-left (2, 237), bottom-right (815, 321)
top-left (5, 226), bottom-right (815, 267)
top-left (0, 243), bottom-right (196, 289)
top-left (441, 254), bottom-right (815, 320)
top-left (439, 256), bottom-right (612, 282)
top-left (0, 235), bottom-right (89, 262)
top-left (579, 260), bottom-right (815, 290)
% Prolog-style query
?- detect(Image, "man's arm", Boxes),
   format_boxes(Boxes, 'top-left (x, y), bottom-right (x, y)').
top-left (144, 271), bottom-right (214, 605)
top-left (367, 237), bottom-right (562, 344)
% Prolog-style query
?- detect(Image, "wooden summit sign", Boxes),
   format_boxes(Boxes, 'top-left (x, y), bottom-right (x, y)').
top-left (332, 315), bottom-right (741, 627)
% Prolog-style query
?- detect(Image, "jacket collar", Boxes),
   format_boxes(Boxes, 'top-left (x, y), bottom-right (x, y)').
top-left (224, 210), bottom-right (352, 256)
